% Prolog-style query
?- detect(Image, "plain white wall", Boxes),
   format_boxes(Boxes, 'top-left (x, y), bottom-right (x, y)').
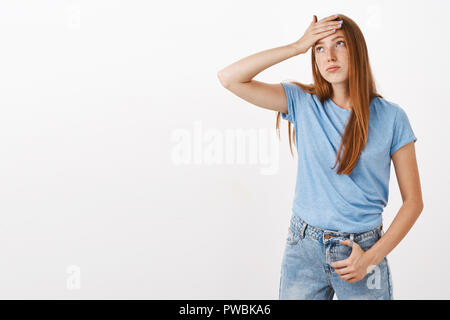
top-left (0, 0), bottom-right (447, 299)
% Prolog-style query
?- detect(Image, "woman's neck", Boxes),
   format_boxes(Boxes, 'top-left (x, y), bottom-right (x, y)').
top-left (331, 83), bottom-right (352, 110)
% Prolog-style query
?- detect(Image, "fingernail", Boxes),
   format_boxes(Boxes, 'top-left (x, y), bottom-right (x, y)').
top-left (332, 29), bottom-right (336, 32)
top-left (335, 14), bottom-right (339, 17)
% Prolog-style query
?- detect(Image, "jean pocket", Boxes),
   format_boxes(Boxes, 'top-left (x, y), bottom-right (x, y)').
top-left (333, 231), bottom-right (380, 261)
top-left (357, 232), bottom-right (380, 251)
top-left (286, 224), bottom-right (301, 245)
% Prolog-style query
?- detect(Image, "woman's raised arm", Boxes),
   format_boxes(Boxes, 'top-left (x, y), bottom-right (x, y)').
top-left (217, 14), bottom-right (342, 113)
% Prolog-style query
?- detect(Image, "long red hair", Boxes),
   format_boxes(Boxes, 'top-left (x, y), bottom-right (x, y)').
top-left (276, 14), bottom-right (383, 175)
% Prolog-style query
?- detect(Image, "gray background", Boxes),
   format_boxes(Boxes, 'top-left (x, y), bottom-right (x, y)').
top-left (0, 0), bottom-right (447, 299)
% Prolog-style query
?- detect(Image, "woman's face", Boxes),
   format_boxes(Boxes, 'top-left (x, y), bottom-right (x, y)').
top-left (314, 30), bottom-right (349, 85)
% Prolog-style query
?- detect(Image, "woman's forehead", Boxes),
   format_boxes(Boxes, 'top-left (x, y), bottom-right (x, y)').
top-left (315, 31), bottom-right (346, 45)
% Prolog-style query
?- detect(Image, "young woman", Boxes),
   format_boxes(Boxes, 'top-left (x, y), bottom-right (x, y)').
top-left (217, 13), bottom-right (424, 300)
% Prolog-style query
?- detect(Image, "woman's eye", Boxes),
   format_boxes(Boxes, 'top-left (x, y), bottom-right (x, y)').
top-left (316, 41), bottom-right (344, 52)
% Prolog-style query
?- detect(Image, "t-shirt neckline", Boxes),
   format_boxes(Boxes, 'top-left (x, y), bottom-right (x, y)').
top-left (329, 98), bottom-right (352, 112)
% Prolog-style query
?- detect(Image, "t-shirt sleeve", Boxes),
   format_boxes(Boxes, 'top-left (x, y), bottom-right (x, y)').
top-left (390, 106), bottom-right (418, 157)
top-left (280, 82), bottom-right (305, 124)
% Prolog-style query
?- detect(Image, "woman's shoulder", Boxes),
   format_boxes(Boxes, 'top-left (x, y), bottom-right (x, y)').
top-left (281, 80), bottom-right (315, 96)
top-left (371, 95), bottom-right (403, 116)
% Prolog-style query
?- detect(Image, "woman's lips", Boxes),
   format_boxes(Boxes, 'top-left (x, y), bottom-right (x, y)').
top-left (326, 66), bottom-right (340, 72)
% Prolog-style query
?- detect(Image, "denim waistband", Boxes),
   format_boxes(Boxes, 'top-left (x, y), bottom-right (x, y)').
top-left (290, 215), bottom-right (384, 243)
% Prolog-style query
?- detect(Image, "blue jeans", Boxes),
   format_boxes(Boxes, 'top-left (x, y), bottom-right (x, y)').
top-left (279, 215), bottom-right (394, 300)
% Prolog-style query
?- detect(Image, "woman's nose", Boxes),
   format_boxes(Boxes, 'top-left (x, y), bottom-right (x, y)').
top-left (327, 53), bottom-right (337, 61)
top-left (327, 49), bottom-right (337, 61)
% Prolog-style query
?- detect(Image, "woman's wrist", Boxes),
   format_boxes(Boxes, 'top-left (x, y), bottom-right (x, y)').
top-left (364, 246), bottom-right (384, 266)
top-left (289, 41), bottom-right (307, 56)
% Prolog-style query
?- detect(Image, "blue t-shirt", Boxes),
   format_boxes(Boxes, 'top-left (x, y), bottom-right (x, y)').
top-left (281, 81), bottom-right (417, 233)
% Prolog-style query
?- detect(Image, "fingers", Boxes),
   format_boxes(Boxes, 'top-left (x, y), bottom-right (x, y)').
top-left (312, 28), bottom-right (340, 40)
top-left (322, 20), bottom-right (343, 28)
top-left (312, 21), bottom-right (342, 35)
top-left (330, 259), bottom-right (348, 269)
top-left (334, 267), bottom-right (358, 282)
top-left (335, 267), bottom-right (356, 282)
top-left (334, 266), bottom-right (352, 276)
top-left (341, 273), bottom-right (356, 281)
top-left (318, 14), bottom-right (340, 23)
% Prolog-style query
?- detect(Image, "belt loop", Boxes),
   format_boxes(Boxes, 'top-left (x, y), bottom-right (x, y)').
top-left (349, 233), bottom-right (354, 247)
top-left (300, 222), bottom-right (307, 239)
